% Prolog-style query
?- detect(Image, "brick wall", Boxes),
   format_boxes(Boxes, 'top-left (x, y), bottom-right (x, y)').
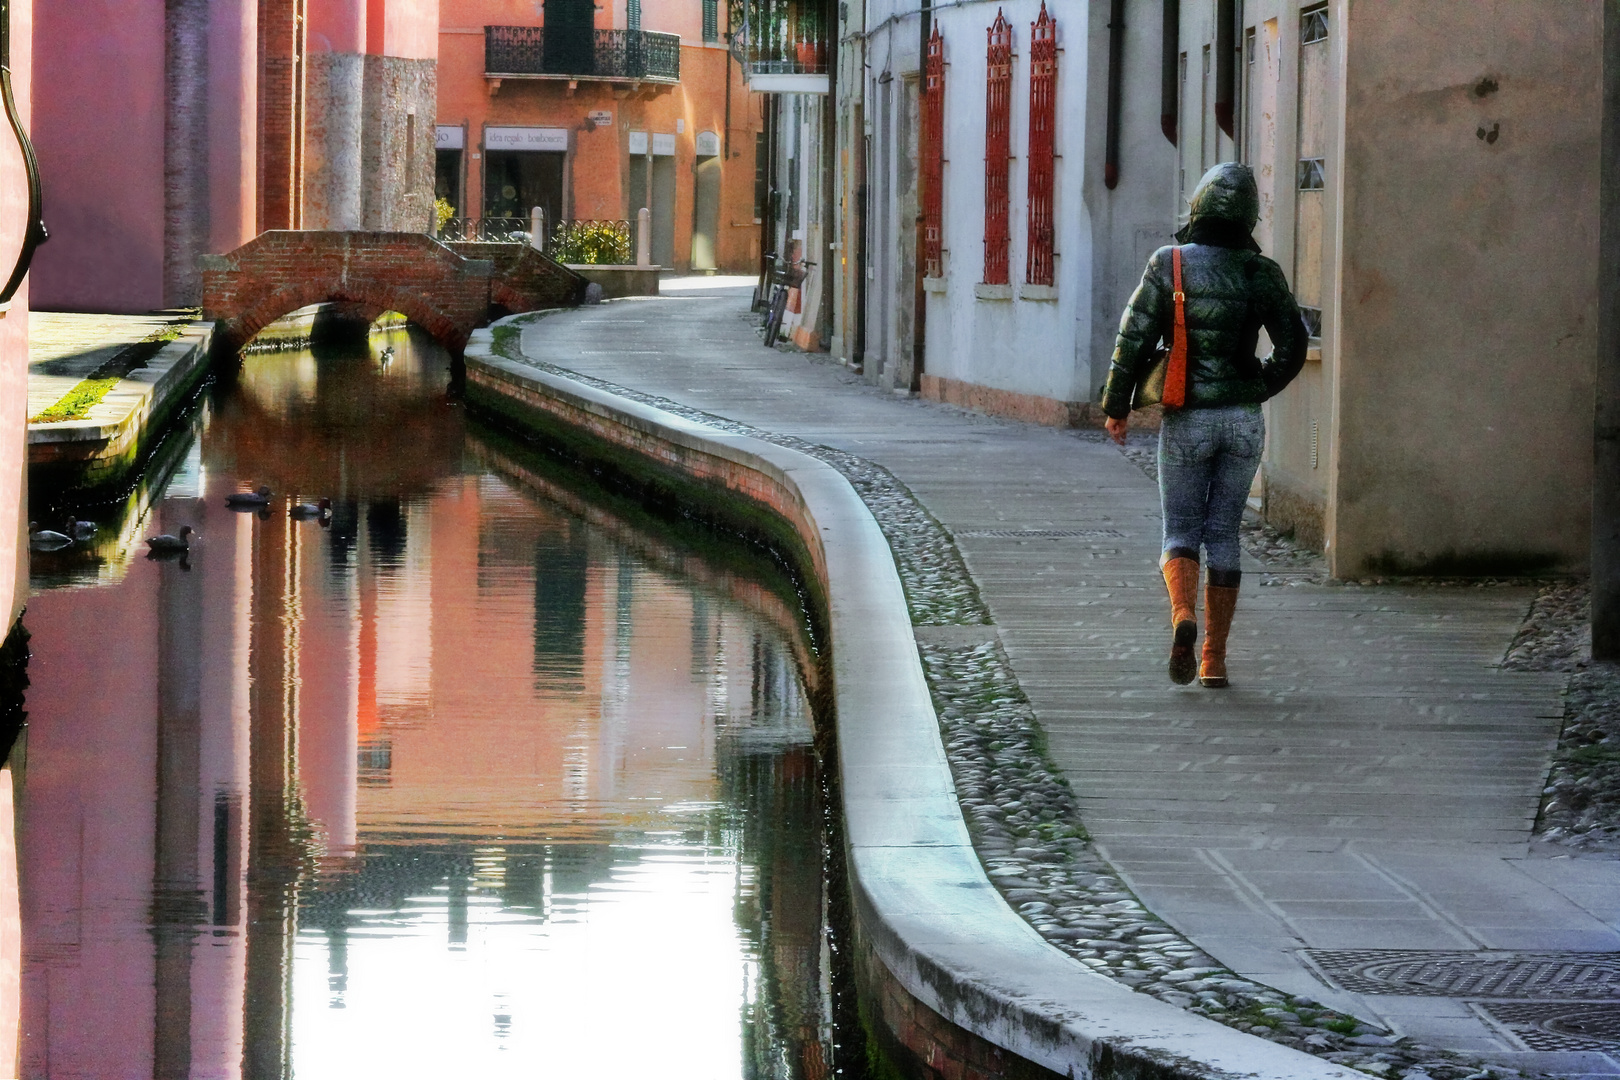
top-left (450, 243), bottom-right (589, 311)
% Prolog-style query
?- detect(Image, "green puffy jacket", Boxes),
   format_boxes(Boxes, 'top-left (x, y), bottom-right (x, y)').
top-left (1101, 162), bottom-right (1309, 420)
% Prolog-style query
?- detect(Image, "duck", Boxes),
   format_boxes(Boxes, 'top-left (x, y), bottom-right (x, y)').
top-left (145, 525), bottom-right (194, 554)
top-left (379, 345), bottom-right (395, 368)
top-left (289, 497), bottom-right (332, 520)
top-left (28, 523), bottom-right (72, 552)
top-left (66, 518), bottom-right (97, 541)
top-left (225, 485), bottom-right (273, 509)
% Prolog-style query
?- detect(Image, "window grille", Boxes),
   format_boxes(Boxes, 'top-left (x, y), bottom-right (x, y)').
top-left (702, 0), bottom-right (718, 42)
top-left (923, 25), bottom-right (945, 278)
top-left (1025, 3), bottom-right (1056, 287)
top-left (983, 9), bottom-right (1013, 285)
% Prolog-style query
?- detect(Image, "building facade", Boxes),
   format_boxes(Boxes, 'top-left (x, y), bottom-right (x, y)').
top-left (30, 0), bottom-right (439, 313)
top-left (436, 0), bottom-right (767, 274)
top-left (838, 0), bottom-right (1601, 577)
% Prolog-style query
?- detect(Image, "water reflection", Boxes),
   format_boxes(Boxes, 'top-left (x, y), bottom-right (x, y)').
top-left (19, 329), bottom-right (836, 1078)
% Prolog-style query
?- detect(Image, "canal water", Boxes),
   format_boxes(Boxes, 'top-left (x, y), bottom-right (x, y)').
top-left (19, 329), bottom-right (849, 1078)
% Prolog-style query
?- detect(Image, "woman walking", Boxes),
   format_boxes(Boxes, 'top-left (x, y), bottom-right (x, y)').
top-left (1100, 163), bottom-right (1308, 687)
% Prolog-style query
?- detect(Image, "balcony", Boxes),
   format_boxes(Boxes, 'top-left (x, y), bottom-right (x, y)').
top-left (734, 0), bottom-right (829, 94)
top-left (484, 26), bottom-right (681, 92)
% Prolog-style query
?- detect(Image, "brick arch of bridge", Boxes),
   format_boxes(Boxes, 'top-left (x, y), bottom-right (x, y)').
top-left (200, 231), bottom-right (497, 356)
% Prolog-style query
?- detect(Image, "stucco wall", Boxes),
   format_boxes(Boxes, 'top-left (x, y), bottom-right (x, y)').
top-left (1328, 1), bottom-right (1599, 575)
top-left (0, 0), bottom-right (30, 631)
top-left (31, 0), bottom-right (166, 312)
top-left (920, 0), bottom-right (1093, 406)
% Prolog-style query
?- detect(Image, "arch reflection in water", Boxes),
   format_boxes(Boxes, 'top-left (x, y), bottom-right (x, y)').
top-left (19, 328), bottom-right (837, 1079)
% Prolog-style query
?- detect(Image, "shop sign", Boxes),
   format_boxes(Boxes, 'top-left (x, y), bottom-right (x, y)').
top-left (629, 131), bottom-right (648, 155)
top-left (695, 130), bottom-right (721, 157)
top-left (436, 126), bottom-right (464, 150)
top-left (651, 133), bottom-right (676, 156)
top-left (484, 127), bottom-right (570, 152)
top-left (587, 110), bottom-right (613, 128)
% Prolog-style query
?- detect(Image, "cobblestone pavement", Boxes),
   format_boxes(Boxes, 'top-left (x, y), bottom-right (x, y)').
top-left (500, 284), bottom-right (1619, 1078)
top-left (27, 311), bottom-right (183, 418)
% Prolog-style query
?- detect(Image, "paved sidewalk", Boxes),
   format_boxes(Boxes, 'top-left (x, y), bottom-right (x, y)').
top-left (27, 311), bottom-right (179, 418)
top-left (517, 282), bottom-right (1617, 1076)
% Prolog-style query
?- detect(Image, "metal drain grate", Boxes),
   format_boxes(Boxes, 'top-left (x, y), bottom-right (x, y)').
top-left (1305, 950), bottom-right (1620, 999)
top-left (1476, 1001), bottom-right (1620, 1051)
top-left (954, 528), bottom-right (1126, 540)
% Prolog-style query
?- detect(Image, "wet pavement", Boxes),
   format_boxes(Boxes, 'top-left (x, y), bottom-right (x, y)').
top-left (20, 329), bottom-right (842, 1078)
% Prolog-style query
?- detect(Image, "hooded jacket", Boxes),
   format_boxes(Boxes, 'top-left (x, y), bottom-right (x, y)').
top-left (1100, 162), bottom-right (1309, 419)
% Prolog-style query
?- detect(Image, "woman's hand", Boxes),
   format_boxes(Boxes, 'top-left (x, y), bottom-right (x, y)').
top-left (1105, 415), bottom-right (1129, 445)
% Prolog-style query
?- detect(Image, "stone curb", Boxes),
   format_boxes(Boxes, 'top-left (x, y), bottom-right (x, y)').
top-left (463, 321), bottom-right (1360, 1080)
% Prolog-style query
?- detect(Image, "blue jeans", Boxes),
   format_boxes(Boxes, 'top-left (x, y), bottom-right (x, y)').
top-left (1158, 404), bottom-right (1264, 574)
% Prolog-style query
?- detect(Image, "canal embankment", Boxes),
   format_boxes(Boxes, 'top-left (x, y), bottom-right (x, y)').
top-left (26, 310), bottom-right (212, 497)
top-left (462, 316), bottom-right (1360, 1080)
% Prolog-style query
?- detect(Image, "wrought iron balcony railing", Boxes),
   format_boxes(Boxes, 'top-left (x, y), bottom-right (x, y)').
top-left (485, 26), bottom-right (681, 83)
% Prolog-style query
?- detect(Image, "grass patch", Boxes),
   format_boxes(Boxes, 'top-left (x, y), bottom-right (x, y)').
top-left (29, 311), bottom-right (197, 424)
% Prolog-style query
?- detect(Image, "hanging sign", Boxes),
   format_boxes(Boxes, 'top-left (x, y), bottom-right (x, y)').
top-left (484, 127), bottom-right (570, 151)
top-left (436, 126), bottom-right (464, 150)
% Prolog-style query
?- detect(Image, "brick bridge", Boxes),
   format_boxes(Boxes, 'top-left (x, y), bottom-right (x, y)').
top-left (200, 231), bottom-right (588, 355)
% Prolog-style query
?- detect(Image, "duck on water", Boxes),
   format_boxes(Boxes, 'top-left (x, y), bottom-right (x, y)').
top-left (225, 486), bottom-right (272, 509)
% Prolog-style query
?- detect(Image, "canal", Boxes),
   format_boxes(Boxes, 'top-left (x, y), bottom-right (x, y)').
top-left (19, 326), bottom-right (856, 1078)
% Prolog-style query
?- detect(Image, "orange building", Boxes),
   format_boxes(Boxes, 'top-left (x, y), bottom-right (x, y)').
top-left (436, 0), bottom-right (767, 273)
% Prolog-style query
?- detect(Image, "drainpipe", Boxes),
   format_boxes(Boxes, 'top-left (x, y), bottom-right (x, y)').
top-left (1596, 0), bottom-right (1620, 659)
top-left (1214, 0), bottom-right (1235, 137)
top-left (1104, 0), bottom-right (1125, 189)
top-left (1160, 0), bottom-right (1179, 144)
top-left (0, 0), bottom-right (45, 305)
top-left (910, 0), bottom-right (927, 386)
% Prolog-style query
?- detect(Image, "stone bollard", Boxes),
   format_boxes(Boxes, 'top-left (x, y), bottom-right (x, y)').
top-left (529, 206), bottom-right (546, 252)
top-left (636, 208), bottom-right (651, 268)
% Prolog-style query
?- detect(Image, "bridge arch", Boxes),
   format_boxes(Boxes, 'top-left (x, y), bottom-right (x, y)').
top-left (200, 230), bottom-right (584, 357)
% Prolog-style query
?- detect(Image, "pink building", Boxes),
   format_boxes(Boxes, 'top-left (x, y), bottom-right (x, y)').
top-left (29, 0), bottom-right (439, 313)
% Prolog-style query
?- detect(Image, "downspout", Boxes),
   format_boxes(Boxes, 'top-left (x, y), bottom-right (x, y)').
top-left (1104, 0), bottom-right (1125, 189)
top-left (1160, 0), bottom-right (1179, 144)
top-left (817, 0), bottom-right (839, 351)
top-left (1214, 0), bottom-right (1235, 137)
top-left (0, 0), bottom-right (46, 305)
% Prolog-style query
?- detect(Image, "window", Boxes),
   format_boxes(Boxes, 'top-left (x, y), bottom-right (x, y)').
top-left (702, 0), bottom-right (718, 42)
top-left (923, 25), bottom-right (945, 278)
top-left (627, 0), bottom-right (641, 32)
top-left (1294, 4), bottom-right (1329, 340)
top-left (1024, 3), bottom-right (1056, 287)
top-left (1301, 7), bottom-right (1328, 45)
top-left (982, 10), bottom-right (1013, 285)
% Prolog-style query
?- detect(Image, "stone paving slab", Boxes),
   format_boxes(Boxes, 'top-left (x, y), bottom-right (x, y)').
top-left (515, 281), bottom-right (1620, 1075)
top-left (27, 311), bottom-right (178, 418)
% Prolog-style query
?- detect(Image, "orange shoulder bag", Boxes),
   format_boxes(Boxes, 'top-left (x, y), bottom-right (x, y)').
top-left (1131, 246), bottom-right (1188, 411)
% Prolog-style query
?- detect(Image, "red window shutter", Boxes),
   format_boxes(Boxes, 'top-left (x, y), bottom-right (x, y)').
top-left (983, 10), bottom-right (1013, 285)
top-left (1025, 3), bottom-right (1056, 287)
top-left (923, 26), bottom-right (945, 279)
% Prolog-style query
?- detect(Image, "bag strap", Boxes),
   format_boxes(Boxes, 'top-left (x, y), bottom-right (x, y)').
top-left (1162, 246), bottom-right (1189, 409)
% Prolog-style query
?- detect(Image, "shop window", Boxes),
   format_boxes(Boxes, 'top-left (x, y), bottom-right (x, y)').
top-left (1024, 3), bottom-right (1055, 287)
top-left (982, 10), bottom-right (1012, 285)
top-left (923, 24), bottom-right (944, 278)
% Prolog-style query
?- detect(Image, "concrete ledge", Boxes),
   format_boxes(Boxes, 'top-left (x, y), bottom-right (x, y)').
top-left (27, 322), bottom-right (213, 494)
top-left (463, 316), bottom-right (1356, 1080)
top-left (564, 264), bottom-right (662, 297)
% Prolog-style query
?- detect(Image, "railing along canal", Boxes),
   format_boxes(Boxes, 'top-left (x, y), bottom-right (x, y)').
top-left (439, 218), bottom-right (633, 265)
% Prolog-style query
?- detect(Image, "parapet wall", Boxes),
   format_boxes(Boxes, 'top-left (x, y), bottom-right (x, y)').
top-left (462, 317), bottom-right (1360, 1080)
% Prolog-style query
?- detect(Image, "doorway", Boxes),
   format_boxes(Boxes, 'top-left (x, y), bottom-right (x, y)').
top-left (628, 150), bottom-right (678, 269)
top-left (690, 140), bottom-right (721, 271)
top-left (484, 151), bottom-right (565, 230)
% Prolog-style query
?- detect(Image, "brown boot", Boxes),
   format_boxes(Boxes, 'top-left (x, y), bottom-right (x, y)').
top-left (1161, 557), bottom-right (1200, 685)
top-left (1200, 584), bottom-right (1239, 687)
